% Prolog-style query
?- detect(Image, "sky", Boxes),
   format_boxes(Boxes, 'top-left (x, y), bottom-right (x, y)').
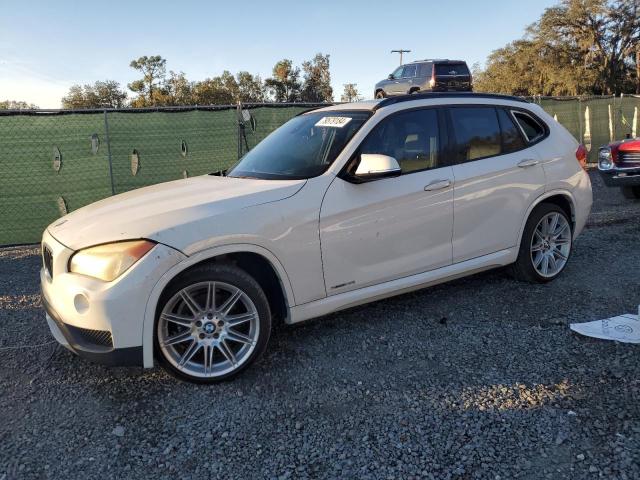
top-left (0, 0), bottom-right (558, 108)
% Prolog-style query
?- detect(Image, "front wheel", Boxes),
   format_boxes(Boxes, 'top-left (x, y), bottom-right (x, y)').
top-left (511, 203), bottom-right (573, 283)
top-left (621, 186), bottom-right (640, 199)
top-left (155, 263), bottom-right (271, 383)
top-left (375, 90), bottom-right (385, 99)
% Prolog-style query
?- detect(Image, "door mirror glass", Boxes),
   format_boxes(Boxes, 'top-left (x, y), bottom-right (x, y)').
top-left (388, 74), bottom-right (394, 80)
top-left (354, 154), bottom-right (401, 181)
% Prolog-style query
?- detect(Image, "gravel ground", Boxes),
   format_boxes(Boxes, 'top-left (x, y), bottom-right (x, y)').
top-left (1, 170), bottom-right (639, 480)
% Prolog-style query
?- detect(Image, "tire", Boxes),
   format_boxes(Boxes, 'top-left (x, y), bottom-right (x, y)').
top-left (375, 90), bottom-right (385, 99)
top-left (511, 203), bottom-right (573, 283)
top-left (621, 186), bottom-right (640, 199)
top-left (409, 88), bottom-right (420, 94)
top-left (155, 263), bottom-right (271, 383)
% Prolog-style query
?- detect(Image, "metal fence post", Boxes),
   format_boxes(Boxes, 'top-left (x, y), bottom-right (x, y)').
top-left (237, 101), bottom-right (243, 160)
top-left (103, 110), bottom-right (116, 196)
top-left (608, 103), bottom-right (614, 142)
top-left (577, 97), bottom-right (583, 145)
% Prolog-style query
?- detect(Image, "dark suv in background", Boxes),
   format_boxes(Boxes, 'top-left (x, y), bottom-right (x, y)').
top-left (374, 59), bottom-right (472, 98)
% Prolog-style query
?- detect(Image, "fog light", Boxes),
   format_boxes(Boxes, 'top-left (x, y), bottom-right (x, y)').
top-left (74, 294), bottom-right (89, 314)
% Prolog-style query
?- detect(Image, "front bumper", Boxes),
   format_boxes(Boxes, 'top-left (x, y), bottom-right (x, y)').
top-left (599, 168), bottom-right (640, 187)
top-left (43, 294), bottom-right (143, 366)
top-left (40, 229), bottom-right (186, 367)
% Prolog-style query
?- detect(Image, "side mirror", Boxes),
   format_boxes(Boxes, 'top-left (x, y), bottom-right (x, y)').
top-left (388, 74), bottom-right (394, 80)
top-left (353, 154), bottom-right (401, 182)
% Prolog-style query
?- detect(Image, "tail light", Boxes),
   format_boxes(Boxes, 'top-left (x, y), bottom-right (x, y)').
top-left (429, 68), bottom-right (436, 88)
top-left (575, 144), bottom-right (588, 170)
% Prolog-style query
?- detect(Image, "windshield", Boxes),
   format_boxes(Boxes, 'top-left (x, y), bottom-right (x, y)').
top-left (227, 111), bottom-right (371, 180)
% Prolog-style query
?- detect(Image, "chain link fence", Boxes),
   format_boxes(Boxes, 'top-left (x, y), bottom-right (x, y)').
top-left (531, 95), bottom-right (640, 163)
top-left (0, 103), bottom-right (324, 245)
top-left (2, 96), bottom-right (639, 246)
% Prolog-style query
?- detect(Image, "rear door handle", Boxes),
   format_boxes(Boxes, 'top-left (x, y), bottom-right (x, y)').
top-left (518, 159), bottom-right (539, 168)
top-left (424, 179), bottom-right (451, 191)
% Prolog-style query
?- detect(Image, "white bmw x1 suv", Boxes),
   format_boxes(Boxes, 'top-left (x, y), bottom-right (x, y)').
top-left (41, 93), bottom-right (592, 383)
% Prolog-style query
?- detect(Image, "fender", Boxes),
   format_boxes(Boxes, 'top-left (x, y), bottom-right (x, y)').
top-left (515, 189), bottom-right (576, 252)
top-left (141, 243), bottom-right (295, 368)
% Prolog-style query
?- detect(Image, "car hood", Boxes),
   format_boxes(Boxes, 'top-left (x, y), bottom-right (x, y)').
top-left (48, 175), bottom-right (306, 251)
top-left (613, 138), bottom-right (640, 150)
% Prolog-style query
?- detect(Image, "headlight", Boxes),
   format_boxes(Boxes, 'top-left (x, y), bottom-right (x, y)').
top-left (598, 147), bottom-right (613, 170)
top-left (69, 240), bottom-right (155, 281)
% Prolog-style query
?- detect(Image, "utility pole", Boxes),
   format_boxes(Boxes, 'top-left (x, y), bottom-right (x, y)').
top-left (391, 49), bottom-right (411, 65)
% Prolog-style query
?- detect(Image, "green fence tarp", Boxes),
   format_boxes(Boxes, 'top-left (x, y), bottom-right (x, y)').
top-left (1, 98), bottom-right (638, 245)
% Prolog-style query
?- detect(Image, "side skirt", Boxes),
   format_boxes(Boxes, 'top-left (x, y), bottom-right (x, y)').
top-left (288, 248), bottom-right (516, 324)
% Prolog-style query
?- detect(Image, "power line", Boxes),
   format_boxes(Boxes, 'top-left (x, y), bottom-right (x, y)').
top-left (391, 49), bottom-right (411, 66)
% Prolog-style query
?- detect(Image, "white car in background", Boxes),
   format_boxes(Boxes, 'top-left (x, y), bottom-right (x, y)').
top-left (41, 93), bottom-right (593, 383)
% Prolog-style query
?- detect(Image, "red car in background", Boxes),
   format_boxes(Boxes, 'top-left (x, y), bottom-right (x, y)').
top-left (598, 138), bottom-right (640, 199)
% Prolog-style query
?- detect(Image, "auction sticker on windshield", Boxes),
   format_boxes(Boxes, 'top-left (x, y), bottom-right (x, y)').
top-left (315, 116), bottom-right (352, 128)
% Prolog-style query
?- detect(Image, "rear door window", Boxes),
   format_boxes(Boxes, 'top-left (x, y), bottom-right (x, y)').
top-left (401, 65), bottom-right (417, 78)
top-left (497, 108), bottom-right (526, 153)
top-left (435, 63), bottom-right (470, 76)
top-left (449, 107), bottom-right (501, 162)
top-left (512, 111), bottom-right (545, 142)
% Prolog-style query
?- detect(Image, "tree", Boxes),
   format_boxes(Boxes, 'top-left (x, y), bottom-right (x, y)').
top-left (192, 74), bottom-right (235, 105)
top-left (61, 80), bottom-right (127, 109)
top-left (191, 71), bottom-right (266, 105)
top-left (163, 71), bottom-right (193, 105)
top-left (265, 59), bottom-right (301, 102)
top-left (301, 53), bottom-right (333, 102)
top-left (219, 70), bottom-right (240, 101)
top-left (340, 83), bottom-right (361, 102)
top-left (474, 0), bottom-right (640, 96)
top-left (535, 0), bottom-right (639, 94)
top-left (236, 71), bottom-right (265, 102)
top-left (128, 55), bottom-right (167, 106)
top-left (0, 100), bottom-right (38, 109)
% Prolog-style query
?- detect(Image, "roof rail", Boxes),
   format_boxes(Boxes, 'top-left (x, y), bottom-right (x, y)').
top-left (411, 58), bottom-right (448, 63)
top-left (373, 92), bottom-right (529, 111)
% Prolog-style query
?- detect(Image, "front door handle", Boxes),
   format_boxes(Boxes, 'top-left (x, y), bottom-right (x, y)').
top-left (424, 179), bottom-right (452, 191)
top-left (518, 159), bottom-right (539, 168)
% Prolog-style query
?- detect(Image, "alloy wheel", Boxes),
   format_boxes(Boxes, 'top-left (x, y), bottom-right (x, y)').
top-left (530, 212), bottom-right (571, 278)
top-left (157, 281), bottom-right (260, 379)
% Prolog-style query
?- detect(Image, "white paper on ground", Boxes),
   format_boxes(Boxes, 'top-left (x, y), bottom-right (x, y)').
top-left (570, 307), bottom-right (640, 344)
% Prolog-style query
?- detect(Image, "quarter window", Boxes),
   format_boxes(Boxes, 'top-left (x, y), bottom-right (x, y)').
top-left (497, 108), bottom-right (526, 153)
top-left (418, 63), bottom-right (433, 78)
top-left (450, 107), bottom-right (501, 162)
top-left (360, 109), bottom-right (440, 174)
top-left (513, 111), bottom-right (545, 142)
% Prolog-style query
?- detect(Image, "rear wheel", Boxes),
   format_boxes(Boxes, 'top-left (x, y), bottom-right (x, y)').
top-left (511, 203), bottom-right (572, 283)
top-left (155, 263), bottom-right (271, 383)
top-left (621, 186), bottom-right (640, 199)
